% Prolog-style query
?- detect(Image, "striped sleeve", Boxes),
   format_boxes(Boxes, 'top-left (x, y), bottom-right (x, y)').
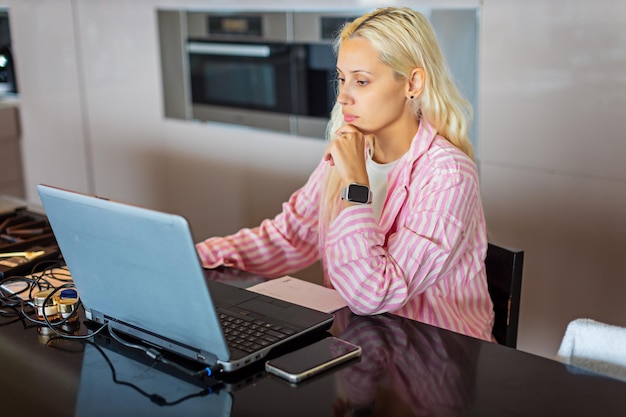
top-left (195, 161), bottom-right (326, 277)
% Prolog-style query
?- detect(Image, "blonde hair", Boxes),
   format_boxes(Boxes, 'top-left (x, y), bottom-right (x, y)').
top-left (319, 7), bottom-right (474, 231)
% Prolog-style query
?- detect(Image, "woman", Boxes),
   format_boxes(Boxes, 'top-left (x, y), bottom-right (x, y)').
top-left (196, 7), bottom-right (494, 341)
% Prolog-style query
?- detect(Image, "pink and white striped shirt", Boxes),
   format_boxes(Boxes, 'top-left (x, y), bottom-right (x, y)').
top-left (196, 121), bottom-right (494, 341)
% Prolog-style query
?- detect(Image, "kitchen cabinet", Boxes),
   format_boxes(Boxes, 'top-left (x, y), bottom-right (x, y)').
top-left (0, 101), bottom-right (24, 198)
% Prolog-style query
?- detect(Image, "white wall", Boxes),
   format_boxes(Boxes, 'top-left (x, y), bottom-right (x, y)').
top-left (479, 0), bottom-right (626, 357)
top-left (3, 0), bottom-right (625, 359)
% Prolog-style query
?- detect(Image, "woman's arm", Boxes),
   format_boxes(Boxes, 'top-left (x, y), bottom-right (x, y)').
top-left (326, 150), bottom-right (484, 315)
top-left (195, 161), bottom-right (326, 277)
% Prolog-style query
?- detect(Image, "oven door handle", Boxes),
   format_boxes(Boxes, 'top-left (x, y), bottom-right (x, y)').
top-left (187, 42), bottom-right (272, 58)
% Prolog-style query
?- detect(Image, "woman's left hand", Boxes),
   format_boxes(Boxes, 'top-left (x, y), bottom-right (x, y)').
top-left (323, 126), bottom-right (371, 186)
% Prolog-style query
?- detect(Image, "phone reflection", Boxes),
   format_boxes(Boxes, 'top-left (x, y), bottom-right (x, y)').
top-left (330, 310), bottom-right (479, 417)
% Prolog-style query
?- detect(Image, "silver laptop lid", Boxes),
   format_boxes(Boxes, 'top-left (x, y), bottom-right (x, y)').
top-left (37, 184), bottom-right (230, 364)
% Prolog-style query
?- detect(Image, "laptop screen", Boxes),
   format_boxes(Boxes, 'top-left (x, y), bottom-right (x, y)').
top-left (37, 184), bottom-right (230, 363)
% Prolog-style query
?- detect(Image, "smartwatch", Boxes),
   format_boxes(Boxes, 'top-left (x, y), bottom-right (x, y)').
top-left (341, 183), bottom-right (372, 205)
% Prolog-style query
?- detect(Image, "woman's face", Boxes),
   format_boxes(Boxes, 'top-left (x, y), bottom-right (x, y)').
top-left (336, 37), bottom-right (411, 136)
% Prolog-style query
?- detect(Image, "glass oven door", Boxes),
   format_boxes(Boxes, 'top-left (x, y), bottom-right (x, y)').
top-left (188, 41), bottom-right (302, 115)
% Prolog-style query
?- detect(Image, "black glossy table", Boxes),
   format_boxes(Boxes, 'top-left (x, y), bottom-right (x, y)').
top-left (2, 268), bottom-right (626, 416)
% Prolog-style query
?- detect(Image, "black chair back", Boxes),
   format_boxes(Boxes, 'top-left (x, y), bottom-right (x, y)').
top-left (485, 243), bottom-right (524, 348)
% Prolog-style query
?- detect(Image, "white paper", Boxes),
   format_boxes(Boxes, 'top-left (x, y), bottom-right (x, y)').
top-left (247, 276), bottom-right (348, 314)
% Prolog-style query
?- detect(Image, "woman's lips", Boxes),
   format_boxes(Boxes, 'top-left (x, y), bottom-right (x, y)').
top-left (343, 113), bottom-right (358, 123)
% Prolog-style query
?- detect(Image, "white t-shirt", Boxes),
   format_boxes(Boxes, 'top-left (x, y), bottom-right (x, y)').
top-left (366, 152), bottom-right (399, 221)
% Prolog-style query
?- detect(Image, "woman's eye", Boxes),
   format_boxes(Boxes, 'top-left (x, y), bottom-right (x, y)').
top-left (334, 76), bottom-right (367, 87)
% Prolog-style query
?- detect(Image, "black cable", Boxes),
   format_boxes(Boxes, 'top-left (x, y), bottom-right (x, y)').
top-left (32, 260), bottom-right (66, 278)
top-left (85, 339), bottom-right (218, 407)
top-left (106, 324), bottom-right (222, 378)
top-left (40, 288), bottom-right (109, 340)
top-left (0, 276), bottom-right (42, 306)
top-left (0, 265), bottom-right (107, 339)
top-left (0, 263), bottom-right (70, 306)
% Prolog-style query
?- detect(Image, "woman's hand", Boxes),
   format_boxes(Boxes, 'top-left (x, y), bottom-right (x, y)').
top-left (323, 126), bottom-right (371, 187)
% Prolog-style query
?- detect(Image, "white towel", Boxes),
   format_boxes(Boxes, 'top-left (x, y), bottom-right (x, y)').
top-left (556, 318), bottom-right (626, 381)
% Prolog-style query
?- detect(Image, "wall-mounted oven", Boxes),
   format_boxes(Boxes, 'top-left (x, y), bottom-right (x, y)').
top-left (187, 12), bottom-right (301, 134)
top-left (158, 10), bottom-right (358, 138)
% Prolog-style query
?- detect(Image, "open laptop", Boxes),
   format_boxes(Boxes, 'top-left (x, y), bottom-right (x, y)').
top-left (37, 184), bottom-right (334, 373)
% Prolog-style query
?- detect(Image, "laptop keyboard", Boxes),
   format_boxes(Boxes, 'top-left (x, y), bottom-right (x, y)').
top-left (218, 310), bottom-right (297, 353)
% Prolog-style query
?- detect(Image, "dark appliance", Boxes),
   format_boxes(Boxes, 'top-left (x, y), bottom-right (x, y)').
top-left (158, 10), bottom-right (359, 138)
top-left (186, 12), bottom-right (303, 134)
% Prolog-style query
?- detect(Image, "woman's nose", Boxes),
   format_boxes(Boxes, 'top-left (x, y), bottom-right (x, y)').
top-left (336, 88), bottom-right (351, 106)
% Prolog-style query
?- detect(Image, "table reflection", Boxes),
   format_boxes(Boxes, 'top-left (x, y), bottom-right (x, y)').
top-left (68, 305), bottom-right (480, 417)
top-left (331, 310), bottom-right (479, 417)
top-left (73, 331), bottom-right (234, 417)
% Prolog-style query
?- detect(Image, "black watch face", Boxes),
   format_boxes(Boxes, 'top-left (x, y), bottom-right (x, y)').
top-left (348, 184), bottom-right (370, 203)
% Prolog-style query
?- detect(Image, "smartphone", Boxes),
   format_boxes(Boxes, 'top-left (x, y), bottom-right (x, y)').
top-left (265, 337), bottom-right (361, 384)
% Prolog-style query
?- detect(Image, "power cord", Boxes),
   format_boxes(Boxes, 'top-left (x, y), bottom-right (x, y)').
top-left (106, 323), bottom-right (222, 378)
top-left (86, 339), bottom-right (219, 407)
top-left (0, 264), bottom-right (107, 339)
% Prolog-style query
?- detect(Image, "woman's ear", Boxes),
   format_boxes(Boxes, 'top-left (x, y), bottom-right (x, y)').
top-left (407, 67), bottom-right (425, 99)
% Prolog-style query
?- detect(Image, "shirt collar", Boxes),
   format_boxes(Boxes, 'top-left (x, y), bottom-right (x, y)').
top-left (393, 119), bottom-right (437, 182)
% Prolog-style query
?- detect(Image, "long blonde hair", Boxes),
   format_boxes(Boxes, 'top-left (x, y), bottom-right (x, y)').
top-left (319, 7), bottom-right (474, 232)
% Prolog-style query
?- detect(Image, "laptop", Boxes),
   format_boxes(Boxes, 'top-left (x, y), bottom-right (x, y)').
top-left (37, 184), bottom-right (334, 373)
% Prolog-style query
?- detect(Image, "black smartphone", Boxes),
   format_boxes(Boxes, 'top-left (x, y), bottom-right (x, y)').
top-left (265, 337), bottom-right (361, 384)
